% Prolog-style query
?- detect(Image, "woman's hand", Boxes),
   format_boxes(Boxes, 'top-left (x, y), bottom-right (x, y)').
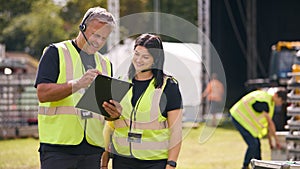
top-left (102, 100), bottom-right (122, 120)
top-left (101, 151), bottom-right (110, 168)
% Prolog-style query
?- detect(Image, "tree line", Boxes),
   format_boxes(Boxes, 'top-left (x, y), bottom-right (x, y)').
top-left (0, 0), bottom-right (197, 59)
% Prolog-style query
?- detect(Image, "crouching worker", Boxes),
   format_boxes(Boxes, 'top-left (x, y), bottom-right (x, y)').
top-left (230, 89), bottom-right (287, 169)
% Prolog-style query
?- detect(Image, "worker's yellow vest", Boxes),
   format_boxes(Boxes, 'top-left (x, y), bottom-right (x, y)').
top-left (38, 40), bottom-right (111, 147)
top-left (230, 90), bottom-right (275, 138)
top-left (112, 77), bottom-right (171, 160)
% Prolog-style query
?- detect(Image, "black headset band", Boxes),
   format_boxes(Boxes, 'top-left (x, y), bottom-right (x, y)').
top-left (79, 11), bottom-right (93, 31)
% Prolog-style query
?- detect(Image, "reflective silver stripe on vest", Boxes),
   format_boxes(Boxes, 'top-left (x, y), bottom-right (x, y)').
top-left (114, 119), bottom-right (167, 130)
top-left (115, 137), bottom-right (169, 150)
top-left (236, 108), bottom-right (259, 134)
top-left (38, 106), bottom-right (105, 122)
top-left (38, 106), bottom-right (79, 115)
top-left (99, 54), bottom-right (108, 75)
top-left (243, 97), bottom-right (265, 128)
top-left (150, 88), bottom-right (163, 121)
top-left (57, 43), bottom-right (73, 81)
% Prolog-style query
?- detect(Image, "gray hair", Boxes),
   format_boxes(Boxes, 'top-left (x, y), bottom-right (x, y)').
top-left (82, 7), bottom-right (116, 28)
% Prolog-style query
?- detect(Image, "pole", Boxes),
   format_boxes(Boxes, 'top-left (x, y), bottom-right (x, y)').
top-left (107, 0), bottom-right (120, 51)
top-left (198, 0), bottom-right (210, 121)
top-left (154, 0), bottom-right (160, 34)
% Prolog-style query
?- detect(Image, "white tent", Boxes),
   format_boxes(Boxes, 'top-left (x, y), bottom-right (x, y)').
top-left (106, 39), bottom-right (203, 121)
top-left (162, 42), bottom-right (202, 106)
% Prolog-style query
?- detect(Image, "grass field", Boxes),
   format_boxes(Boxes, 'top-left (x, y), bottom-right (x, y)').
top-left (0, 121), bottom-right (272, 169)
top-left (178, 121), bottom-right (271, 169)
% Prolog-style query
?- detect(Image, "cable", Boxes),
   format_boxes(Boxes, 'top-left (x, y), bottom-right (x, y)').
top-left (224, 0), bottom-right (246, 55)
top-left (224, 0), bottom-right (267, 77)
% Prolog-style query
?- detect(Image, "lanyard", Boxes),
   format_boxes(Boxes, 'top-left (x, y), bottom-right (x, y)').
top-left (129, 91), bottom-right (146, 132)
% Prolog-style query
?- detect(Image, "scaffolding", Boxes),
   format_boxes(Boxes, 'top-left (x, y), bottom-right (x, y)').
top-left (198, 0), bottom-right (210, 117)
top-left (107, 0), bottom-right (120, 51)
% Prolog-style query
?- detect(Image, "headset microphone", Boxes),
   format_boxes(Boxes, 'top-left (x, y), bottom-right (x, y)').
top-left (141, 68), bottom-right (153, 72)
top-left (79, 27), bottom-right (91, 46)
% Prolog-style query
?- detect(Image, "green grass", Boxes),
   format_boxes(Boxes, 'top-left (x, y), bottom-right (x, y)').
top-left (0, 137), bottom-right (40, 169)
top-left (0, 121), bottom-right (272, 169)
top-left (178, 121), bottom-right (271, 169)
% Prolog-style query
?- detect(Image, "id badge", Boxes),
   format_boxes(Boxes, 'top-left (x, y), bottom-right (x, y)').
top-left (127, 130), bottom-right (143, 143)
top-left (81, 110), bottom-right (93, 119)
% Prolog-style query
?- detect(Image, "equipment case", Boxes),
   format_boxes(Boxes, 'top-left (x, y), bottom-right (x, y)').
top-left (251, 159), bottom-right (300, 169)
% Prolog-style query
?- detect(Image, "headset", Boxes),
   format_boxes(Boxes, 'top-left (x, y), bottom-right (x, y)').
top-left (79, 11), bottom-right (93, 45)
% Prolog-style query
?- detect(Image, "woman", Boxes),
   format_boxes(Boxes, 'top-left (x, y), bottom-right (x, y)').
top-left (101, 33), bottom-right (183, 169)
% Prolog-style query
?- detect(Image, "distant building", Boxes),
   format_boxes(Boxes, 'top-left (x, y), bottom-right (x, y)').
top-left (0, 44), bottom-right (39, 138)
top-left (4, 52), bottom-right (38, 74)
top-left (0, 44), bottom-right (38, 75)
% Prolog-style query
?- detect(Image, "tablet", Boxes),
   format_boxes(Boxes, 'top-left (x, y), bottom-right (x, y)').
top-left (76, 74), bottom-right (133, 117)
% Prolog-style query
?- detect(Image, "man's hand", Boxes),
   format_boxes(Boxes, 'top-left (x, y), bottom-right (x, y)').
top-left (71, 69), bottom-right (100, 92)
top-left (275, 141), bottom-right (282, 149)
top-left (270, 140), bottom-right (282, 149)
top-left (264, 112), bottom-right (282, 150)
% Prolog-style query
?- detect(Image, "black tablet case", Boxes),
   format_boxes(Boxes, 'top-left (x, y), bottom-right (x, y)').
top-left (76, 75), bottom-right (133, 117)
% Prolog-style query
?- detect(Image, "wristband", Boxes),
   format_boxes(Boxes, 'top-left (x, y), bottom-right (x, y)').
top-left (167, 160), bottom-right (177, 167)
top-left (105, 116), bottom-right (120, 121)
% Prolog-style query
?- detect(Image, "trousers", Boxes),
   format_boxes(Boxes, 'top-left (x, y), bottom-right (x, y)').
top-left (112, 155), bottom-right (167, 169)
top-left (40, 151), bottom-right (103, 169)
top-left (231, 116), bottom-right (261, 168)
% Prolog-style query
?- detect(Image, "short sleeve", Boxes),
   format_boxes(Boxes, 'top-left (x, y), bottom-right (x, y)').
top-left (34, 45), bottom-right (59, 88)
top-left (160, 78), bottom-right (183, 118)
top-left (252, 101), bottom-right (269, 113)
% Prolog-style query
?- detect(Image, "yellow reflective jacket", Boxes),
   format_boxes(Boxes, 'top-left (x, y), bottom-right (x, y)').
top-left (112, 77), bottom-right (171, 160)
top-left (230, 90), bottom-right (275, 138)
top-left (38, 40), bottom-right (111, 147)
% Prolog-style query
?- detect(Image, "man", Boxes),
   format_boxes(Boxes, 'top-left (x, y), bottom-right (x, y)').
top-left (202, 73), bottom-right (224, 126)
top-left (34, 7), bottom-right (120, 169)
top-left (230, 89), bottom-right (287, 169)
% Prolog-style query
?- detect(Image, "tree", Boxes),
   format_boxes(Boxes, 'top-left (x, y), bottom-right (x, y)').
top-left (145, 0), bottom-right (198, 42)
top-left (0, 0), bottom-right (35, 36)
top-left (0, 0), bottom-right (36, 50)
top-left (2, 0), bottom-right (68, 58)
top-left (0, 0), bottom-right (199, 58)
top-left (26, 0), bottom-right (69, 57)
top-left (60, 0), bottom-right (107, 38)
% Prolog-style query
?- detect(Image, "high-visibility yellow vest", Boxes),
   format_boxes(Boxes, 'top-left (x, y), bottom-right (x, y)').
top-left (112, 77), bottom-right (171, 160)
top-left (230, 90), bottom-right (275, 138)
top-left (38, 40), bottom-right (111, 147)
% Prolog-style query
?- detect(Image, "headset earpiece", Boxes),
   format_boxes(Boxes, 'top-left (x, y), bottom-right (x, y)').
top-left (79, 23), bottom-right (86, 32)
top-left (79, 11), bottom-right (92, 32)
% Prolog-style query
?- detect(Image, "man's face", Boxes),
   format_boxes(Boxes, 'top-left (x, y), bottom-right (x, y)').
top-left (274, 94), bottom-right (284, 106)
top-left (82, 19), bottom-right (112, 54)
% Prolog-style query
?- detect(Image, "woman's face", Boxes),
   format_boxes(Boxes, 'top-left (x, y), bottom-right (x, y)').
top-left (132, 46), bottom-right (154, 73)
